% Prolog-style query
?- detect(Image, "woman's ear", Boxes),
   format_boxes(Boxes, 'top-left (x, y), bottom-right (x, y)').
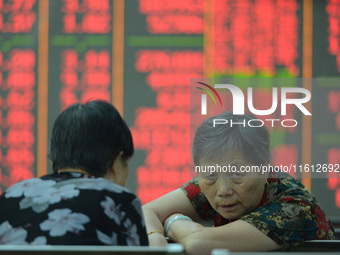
top-left (111, 151), bottom-right (124, 175)
top-left (104, 151), bottom-right (129, 186)
top-left (103, 151), bottom-right (123, 182)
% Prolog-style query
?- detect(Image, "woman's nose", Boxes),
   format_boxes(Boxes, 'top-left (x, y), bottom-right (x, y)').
top-left (216, 178), bottom-right (235, 197)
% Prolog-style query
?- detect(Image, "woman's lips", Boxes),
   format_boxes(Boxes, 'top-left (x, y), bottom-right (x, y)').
top-left (220, 203), bottom-right (238, 212)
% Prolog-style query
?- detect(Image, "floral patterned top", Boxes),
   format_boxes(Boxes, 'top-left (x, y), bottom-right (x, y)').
top-left (0, 172), bottom-right (148, 246)
top-left (181, 172), bottom-right (335, 250)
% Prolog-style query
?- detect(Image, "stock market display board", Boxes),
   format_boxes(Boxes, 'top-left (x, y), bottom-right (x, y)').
top-left (1, 0), bottom-right (340, 217)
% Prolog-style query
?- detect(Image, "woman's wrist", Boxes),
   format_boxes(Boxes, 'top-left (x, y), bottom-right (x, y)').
top-left (165, 214), bottom-right (193, 236)
top-left (147, 229), bottom-right (168, 247)
top-left (147, 230), bottom-right (165, 236)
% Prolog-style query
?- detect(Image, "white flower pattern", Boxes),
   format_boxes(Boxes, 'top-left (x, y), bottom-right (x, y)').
top-left (96, 230), bottom-right (118, 245)
top-left (124, 219), bottom-right (140, 246)
top-left (40, 209), bottom-right (90, 237)
top-left (31, 236), bottom-right (47, 245)
top-left (0, 173), bottom-right (147, 245)
top-left (5, 179), bottom-right (56, 198)
top-left (33, 184), bottom-right (79, 205)
top-left (101, 196), bottom-right (125, 225)
top-left (0, 221), bottom-right (27, 245)
top-left (19, 184), bottom-right (80, 213)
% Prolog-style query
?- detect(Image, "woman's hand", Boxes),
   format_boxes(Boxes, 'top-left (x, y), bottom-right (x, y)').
top-left (147, 231), bottom-right (168, 247)
top-left (164, 213), bottom-right (204, 243)
top-left (142, 189), bottom-right (203, 247)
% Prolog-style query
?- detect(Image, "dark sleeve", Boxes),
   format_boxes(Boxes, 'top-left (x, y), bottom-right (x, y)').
top-left (97, 191), bottom-right (149, 246)
top-left (121, 196), bottom-right (149, 246)
top-left (240, 201), bottom-right (335, 250)
top-left (180, 177), bottom-right (216, 220)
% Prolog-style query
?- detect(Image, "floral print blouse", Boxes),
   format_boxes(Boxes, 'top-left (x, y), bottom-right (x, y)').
top-left (181, 171), bottom-right (335, 250)
top-left (0, 172), bottom-right (148, 246)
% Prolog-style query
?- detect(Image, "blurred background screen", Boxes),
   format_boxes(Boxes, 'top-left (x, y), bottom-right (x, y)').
top-left (0, 0), bottom-right (340, 218)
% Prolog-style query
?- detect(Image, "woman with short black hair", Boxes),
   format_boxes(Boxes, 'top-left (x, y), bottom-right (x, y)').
top-left (0, 100), bottom-right (148, 246)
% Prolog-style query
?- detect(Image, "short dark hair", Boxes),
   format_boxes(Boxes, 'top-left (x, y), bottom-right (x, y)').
top-left (192, 112), bottom-right (270, 166)
top-left (48, 100), bottom-right (133, 177)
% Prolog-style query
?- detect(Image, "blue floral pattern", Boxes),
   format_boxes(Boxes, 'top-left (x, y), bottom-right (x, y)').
top-left (0, 172), bottom-right (148, 246)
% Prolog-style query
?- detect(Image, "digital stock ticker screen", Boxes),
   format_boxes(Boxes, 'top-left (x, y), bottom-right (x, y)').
top-left (1, 0), bottom-right (340, 217)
